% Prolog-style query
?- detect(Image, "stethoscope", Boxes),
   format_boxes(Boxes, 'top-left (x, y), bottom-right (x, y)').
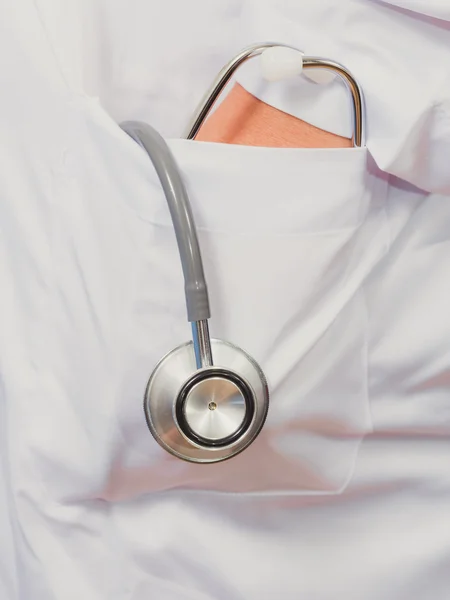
top-left (121, 43), bottom-right (366, 464)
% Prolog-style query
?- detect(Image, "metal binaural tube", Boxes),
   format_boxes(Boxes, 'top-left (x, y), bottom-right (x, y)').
top-left (183, 43), bottom-right (365, 147)
top-left (192, 320), bottom-right (213, 368)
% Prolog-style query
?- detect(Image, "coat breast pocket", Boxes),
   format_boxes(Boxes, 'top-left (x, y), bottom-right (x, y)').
top-left (111, 140), bottom-right (389, 498)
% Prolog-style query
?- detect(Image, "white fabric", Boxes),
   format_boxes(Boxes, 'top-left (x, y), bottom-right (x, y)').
top-left (236, 0), bottom-right (450, 194)
top-left (33, 0), bottom-right (450, 195)
top-left (376, 0), bottom-right (450, 20)
top-left (1, 1), bottom-right (450, 599)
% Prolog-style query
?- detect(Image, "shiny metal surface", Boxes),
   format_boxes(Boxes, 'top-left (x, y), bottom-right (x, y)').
top-left (184, 42), bottom-right (365, 147)
top-left (192, 319), bottom-right (213, 368)
top-left (303, 57), bottom-right (364, 147)
top-left (183, 377), bottom-right (247, 441)
top-left (144, 339), bottom-right (269, 463)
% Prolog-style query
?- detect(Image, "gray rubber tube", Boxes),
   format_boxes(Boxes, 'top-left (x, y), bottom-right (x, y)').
top-left (121, 121), bottom-right (210, 322)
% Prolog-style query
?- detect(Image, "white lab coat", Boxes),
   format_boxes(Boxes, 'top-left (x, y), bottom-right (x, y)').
top-left (0, 1), bottom-right (449, 599)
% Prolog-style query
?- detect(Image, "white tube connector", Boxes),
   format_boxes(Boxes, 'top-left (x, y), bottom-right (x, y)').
top-left (261, 46), bottom-right (336, 85)
top-left (260, 47), bottom-right (304, 82)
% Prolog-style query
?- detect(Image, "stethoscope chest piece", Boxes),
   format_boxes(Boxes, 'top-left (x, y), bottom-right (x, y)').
top-left (144, 339), bottom-right (269, 463)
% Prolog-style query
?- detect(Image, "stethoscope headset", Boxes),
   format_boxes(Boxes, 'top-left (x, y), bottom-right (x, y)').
top-left (120, 43), bottom-right (366, 464)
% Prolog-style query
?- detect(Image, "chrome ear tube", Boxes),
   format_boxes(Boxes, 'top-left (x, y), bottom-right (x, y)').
top-left (184, 42), bottom-right (365, 147)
